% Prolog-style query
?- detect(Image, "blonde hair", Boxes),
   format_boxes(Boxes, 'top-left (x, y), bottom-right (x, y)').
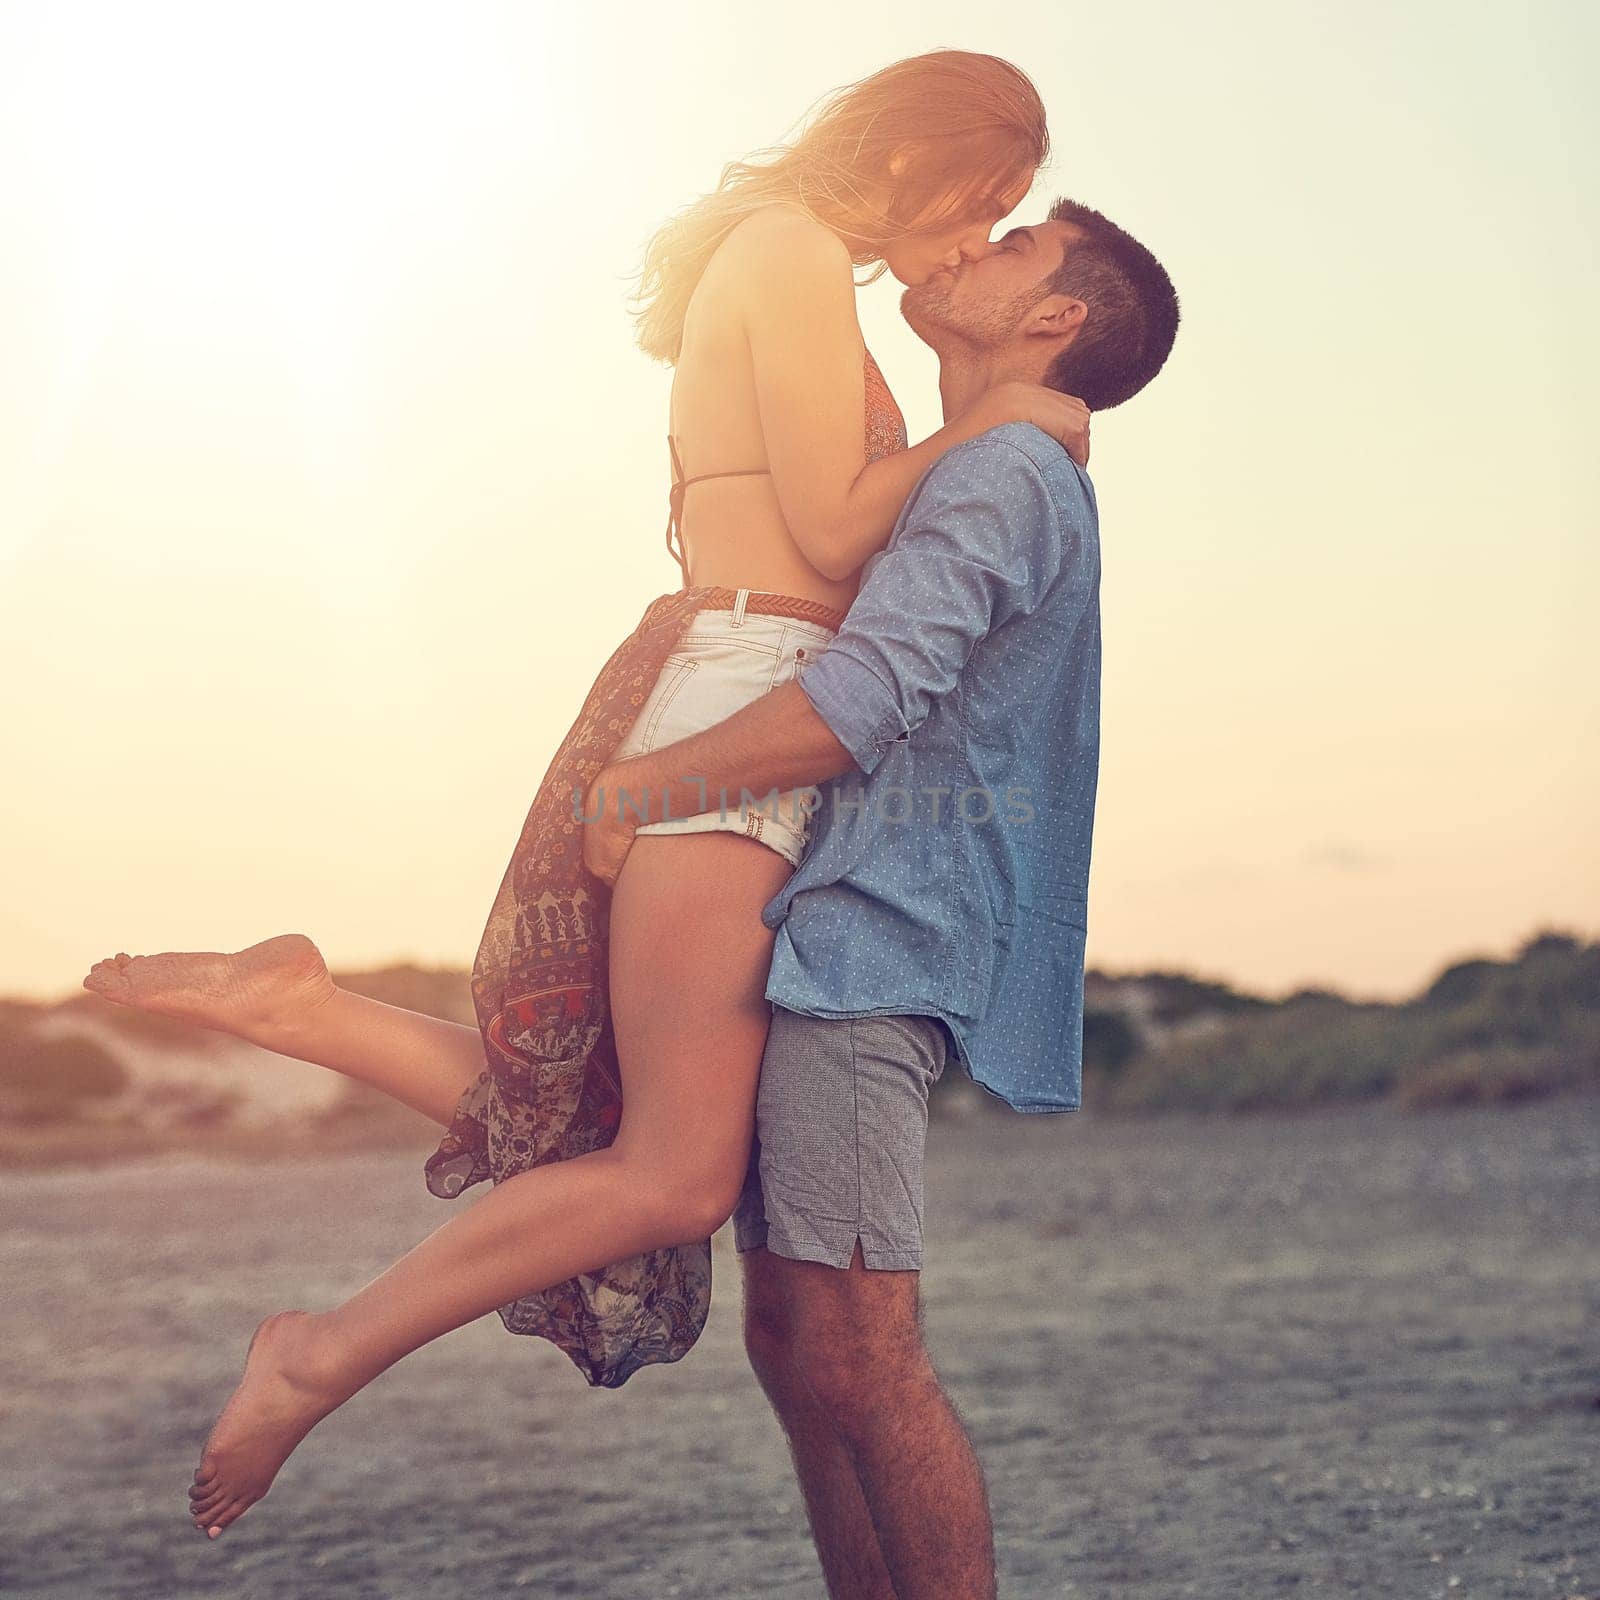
top-left (632, 50), bottom-right (1048, 364)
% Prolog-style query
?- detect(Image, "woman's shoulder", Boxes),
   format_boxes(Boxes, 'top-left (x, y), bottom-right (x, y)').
top-left (684, 204), bottom-right (855, 351)
top-left (714, 203), bottom-right (853, 285)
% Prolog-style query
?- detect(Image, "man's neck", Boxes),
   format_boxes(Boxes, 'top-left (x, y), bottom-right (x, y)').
top-left (936, 344), bottom-right (1046, 425)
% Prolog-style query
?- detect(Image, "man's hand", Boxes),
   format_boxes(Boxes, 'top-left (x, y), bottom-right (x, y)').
top-left (581, 766), bottom-right (638, 889)
top-left (576, 680), bottom-right (856, 890)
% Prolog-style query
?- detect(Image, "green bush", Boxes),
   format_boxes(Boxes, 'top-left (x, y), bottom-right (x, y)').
top-left (1101, 994), bottom-right (1413, 1113)
top-left (1096, 928), bottom-right (1600, 1115)
top-left (1, 1032), bottom-right (130, 1122)
top-left (1395, 1008), bottom-right (1600, 1109)
top-left (1082, 1007), bottom-right (1141, 1076)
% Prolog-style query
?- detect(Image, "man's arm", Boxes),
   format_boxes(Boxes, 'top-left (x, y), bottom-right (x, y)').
top-left (791, 430), bottom-right (1067, 777)
top-left (582, 678), bottom-right (852, 884)
top-left (582, 432), bottom-right (1073, 884)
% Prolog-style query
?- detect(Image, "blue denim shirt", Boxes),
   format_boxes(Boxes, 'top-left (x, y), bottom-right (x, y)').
top-left (761, 421), bottom-right (1102, 1113)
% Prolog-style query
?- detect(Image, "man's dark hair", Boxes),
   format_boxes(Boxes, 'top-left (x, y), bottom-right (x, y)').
top-left (1040, 198), bottom-right (1180, 409)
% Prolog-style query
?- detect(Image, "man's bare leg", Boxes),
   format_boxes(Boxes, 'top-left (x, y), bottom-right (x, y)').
top-left (741, 1246), bottom-right (899, 1600)
top-left (753, 1243), bottom-right (995, 1600)
top-left (82, 934), bottom-right (483, 1126)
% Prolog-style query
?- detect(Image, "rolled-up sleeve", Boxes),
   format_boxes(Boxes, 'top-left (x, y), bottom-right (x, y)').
top-left (799, 433), bottom-right (1064, 775)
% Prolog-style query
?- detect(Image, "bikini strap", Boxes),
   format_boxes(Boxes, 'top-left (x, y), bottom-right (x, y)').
top-left (665, 434), bottom-right (772, 588)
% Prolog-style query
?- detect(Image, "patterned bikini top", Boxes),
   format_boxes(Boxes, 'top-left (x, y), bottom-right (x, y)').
top-left (665, 347), bottom-right (909, 587)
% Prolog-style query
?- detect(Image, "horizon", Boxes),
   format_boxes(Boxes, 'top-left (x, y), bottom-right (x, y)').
top-left (12, 919), bottom-right (1587, 1013)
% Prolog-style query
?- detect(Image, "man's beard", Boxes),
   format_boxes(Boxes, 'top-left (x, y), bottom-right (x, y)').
top-left (900, 276), bottom-right (1036, 354)
top-left (899, 278), bottom-right (968, 349)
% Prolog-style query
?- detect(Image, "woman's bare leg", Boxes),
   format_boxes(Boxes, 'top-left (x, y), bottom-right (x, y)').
top-left (187, 834), bottom-right (791, 1536)
top-left (82, 933), bottom-right (483, 1127)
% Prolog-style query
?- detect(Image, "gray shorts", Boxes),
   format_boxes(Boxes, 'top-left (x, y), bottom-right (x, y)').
top-left (732, 1007), bottom-right (951, 1271)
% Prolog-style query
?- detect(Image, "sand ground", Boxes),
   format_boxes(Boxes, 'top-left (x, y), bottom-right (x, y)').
top-left (2, 1090), bottom-right (1596, 1599)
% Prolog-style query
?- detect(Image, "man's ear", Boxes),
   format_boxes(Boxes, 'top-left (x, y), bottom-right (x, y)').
top-left (1025, 294), bottom-right (1088, 341)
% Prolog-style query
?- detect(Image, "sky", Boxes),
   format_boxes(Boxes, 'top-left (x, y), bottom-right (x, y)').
top-left (1, 0), bottom-right (1595, 1003)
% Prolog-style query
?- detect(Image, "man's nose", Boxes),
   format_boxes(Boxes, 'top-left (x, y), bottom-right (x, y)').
top-left (956, 234), bottom-right (999, 265)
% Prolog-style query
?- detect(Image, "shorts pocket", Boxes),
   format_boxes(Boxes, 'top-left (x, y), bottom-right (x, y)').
top-left (866, 1015), bottom-right (948, 1086)
top-left (634, 656), bottom-right (698, 751)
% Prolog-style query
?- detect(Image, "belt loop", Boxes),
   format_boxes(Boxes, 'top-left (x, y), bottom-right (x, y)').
top-left (732, 587), bottom-right (750, 628)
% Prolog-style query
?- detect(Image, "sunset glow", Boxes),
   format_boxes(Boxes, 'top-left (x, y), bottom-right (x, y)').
top-left (2, 0), bottom-right (1595, 1001)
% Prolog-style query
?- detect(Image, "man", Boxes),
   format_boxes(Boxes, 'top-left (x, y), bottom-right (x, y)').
top-left (583, 197), bottom-right (1180, 1600)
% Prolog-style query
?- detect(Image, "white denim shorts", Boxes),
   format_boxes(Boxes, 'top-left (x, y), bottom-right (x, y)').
top-left (610, 590), bottom-right (839, 868)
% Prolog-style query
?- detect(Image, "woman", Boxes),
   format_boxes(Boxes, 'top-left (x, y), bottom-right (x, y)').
top-left (82, 50), bottom-right (1088, 1538)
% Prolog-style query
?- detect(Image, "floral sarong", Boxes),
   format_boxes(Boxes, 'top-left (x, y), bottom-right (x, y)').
top-left (422, 586), bottom-right (721, 1388)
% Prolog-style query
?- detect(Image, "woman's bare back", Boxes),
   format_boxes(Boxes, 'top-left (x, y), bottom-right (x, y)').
top-left (666, 205), bottom-right (904, 609)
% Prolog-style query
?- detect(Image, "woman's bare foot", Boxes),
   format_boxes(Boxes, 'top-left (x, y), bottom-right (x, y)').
top-left (187, 1310), bottom-right (350, 1538)
top-left (80, 933), bottom-right (336, 1043)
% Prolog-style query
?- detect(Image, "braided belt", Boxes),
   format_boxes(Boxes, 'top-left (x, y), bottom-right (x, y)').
top-left (695, 587), bottom-right (849, 633)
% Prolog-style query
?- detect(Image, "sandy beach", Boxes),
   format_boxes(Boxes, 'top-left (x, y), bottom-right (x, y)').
top-left (3, 1089), bottom-right (1596, 1599)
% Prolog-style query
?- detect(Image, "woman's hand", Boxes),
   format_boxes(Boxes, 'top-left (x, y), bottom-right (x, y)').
top-left (980, 381), bottom-right (1091, 467)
